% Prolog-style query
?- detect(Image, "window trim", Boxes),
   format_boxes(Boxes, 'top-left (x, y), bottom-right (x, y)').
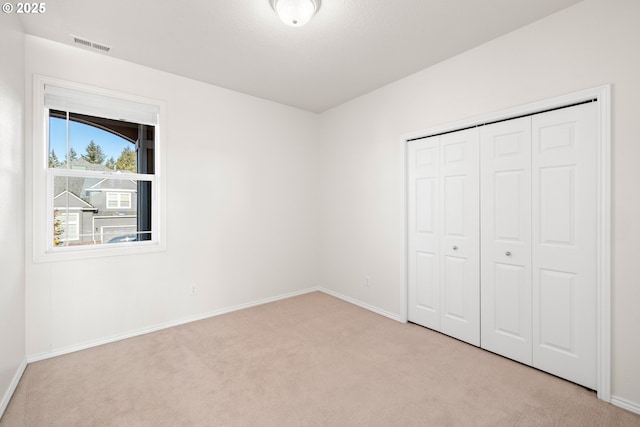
top-left (33, 75), bottom-right (167, 262)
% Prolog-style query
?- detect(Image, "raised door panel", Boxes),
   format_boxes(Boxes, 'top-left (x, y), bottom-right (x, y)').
top-left (439, 128), bottom-right (480, 346)
top-left (532, 102), bottom-right (598, 389)
top-left (407, 137), bottom-right (440, 329)
top-left (415, 252), bottom-right (437, 312)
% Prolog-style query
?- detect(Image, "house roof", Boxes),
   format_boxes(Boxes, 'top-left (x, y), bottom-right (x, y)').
top-left (68, 158), bottom-right (113, 172)
top-left (53, 159), bottom-right (137, 200)
top-left (88, 178), bottom-right (137, 191)
top-left (53, 176), bottom-right (101, 201)
top-left (53, 190), bottom-right (94, 209)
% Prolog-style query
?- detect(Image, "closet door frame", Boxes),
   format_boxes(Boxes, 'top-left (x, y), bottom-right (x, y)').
top-left (400, 85), bottom-right (611, 402)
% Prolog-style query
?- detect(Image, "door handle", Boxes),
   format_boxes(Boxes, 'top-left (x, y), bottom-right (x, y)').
top-left (505, 251), bottom-right (512, 257)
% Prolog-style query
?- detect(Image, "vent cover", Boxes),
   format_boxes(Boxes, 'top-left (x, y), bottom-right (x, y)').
top-left (71, 35), bottom-right (111, 53)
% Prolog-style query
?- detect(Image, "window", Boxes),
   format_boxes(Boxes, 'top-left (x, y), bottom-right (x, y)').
top-left (106, 192), bottom-right (132, 209)
top-left (55, 212), bottom-right (80, 242)
top-left (34, 76), bottom-right (165, 260)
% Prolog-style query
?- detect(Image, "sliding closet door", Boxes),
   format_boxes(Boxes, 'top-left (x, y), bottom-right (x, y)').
top-left (439, 129), bottom-right (480, 346)
top-left (480, 117), bottom-right (532, 364)
top-left (532, 102), bottom-right (598, 389)
top-left (407, 136), bottom-right (441, 330)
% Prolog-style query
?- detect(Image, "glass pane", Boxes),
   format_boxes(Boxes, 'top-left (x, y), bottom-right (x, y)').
top-left (48, 110), bottom-right (139, 172)
top-left (53, 176), bottom-right (151, 247)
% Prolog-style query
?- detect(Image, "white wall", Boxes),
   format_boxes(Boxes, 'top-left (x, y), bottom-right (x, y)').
top-left (0, 12), bottom-right (26, 416)
top-left (318, 0), bottom-right (640, 407)
top-left (24, 36), bottom-right (320, 358)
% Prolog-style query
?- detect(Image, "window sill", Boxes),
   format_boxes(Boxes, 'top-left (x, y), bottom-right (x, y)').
top-left (34, 240), bottom-right (166, 263)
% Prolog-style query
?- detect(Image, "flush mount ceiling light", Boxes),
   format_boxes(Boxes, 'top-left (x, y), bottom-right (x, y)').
top-left (269, 0), bottom-right (320, 27)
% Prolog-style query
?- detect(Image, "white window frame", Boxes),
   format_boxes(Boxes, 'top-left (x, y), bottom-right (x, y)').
top-left (33, 75), bottom-right (167, 262)
top-left (106, 191), bottom-right (132, 209)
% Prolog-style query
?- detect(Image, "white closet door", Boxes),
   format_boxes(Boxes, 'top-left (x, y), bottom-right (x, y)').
top-left (407, 136), bottom-right (441, 330)
top-left (480, 117), bottom-right (533, 364)
top-left (439, 129), bottom-right (480, 346)
top-left (532, 102), bottom-right (598, 389)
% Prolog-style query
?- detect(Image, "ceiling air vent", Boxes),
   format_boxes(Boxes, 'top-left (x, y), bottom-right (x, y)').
top-left (91, 42), bottom-right (111, 52)
top-left (70, 35), bottom-right (111, 53)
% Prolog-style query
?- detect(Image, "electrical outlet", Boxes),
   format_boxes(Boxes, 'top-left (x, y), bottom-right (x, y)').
top-left (190, 285), bottom-right (198, 295)
top-left (363, 276), bottom-right (371, 288)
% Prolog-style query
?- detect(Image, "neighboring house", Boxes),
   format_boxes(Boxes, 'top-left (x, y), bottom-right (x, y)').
top-left (53, 190), bottom-right (96, 244)
top-left (54, 158), bottom-right (138, 245)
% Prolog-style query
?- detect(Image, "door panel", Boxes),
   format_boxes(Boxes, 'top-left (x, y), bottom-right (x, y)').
top-left (407, 137), bottom-right (440, 329)
top-left (539, 166), bottom-right (575, 246)
top-left (444, 176), bottom-right (465, 236)
top-left (480, 117), bottom-right (532, 365)
top-left (539, 269), bottom-right (576, 353)
top-left (494, 263), bottom-right (527, 338)
top-left (439, 129), bottom-right (480, 346)
top-left (494, 171), bottom-right (522, 240)
top-left (532, 102), bottom-right (598, 389)
top-left (443, 255), bottom-right (466, 321)
top-left (415, 251), bottom-right (437, 311)
top-left (416, 178), bottom-right (435, 233)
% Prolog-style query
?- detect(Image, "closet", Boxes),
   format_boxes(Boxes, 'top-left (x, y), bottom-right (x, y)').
top-left (407, 101), bottom-right (598, 390)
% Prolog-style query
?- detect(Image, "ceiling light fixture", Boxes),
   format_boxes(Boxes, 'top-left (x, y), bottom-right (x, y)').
top-left (269, 0), bottom-right (320, 27)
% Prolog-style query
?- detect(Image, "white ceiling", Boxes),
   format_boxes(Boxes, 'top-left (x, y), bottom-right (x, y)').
top-left (19, 0), bottom-right (582, 113)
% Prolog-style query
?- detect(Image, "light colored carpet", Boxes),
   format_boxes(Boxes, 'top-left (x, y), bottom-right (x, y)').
top-left (2, 291), bottom-right (638, 426)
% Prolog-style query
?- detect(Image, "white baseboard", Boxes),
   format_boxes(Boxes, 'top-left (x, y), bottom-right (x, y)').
top-left (0, 358), bottom-right (27, 419)
top-left (318, 287), bottom-right (403, 323)
top-left (27, 287), bottom-right (320, 363)
top-left (611, 395), bottom-right (640, 415)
